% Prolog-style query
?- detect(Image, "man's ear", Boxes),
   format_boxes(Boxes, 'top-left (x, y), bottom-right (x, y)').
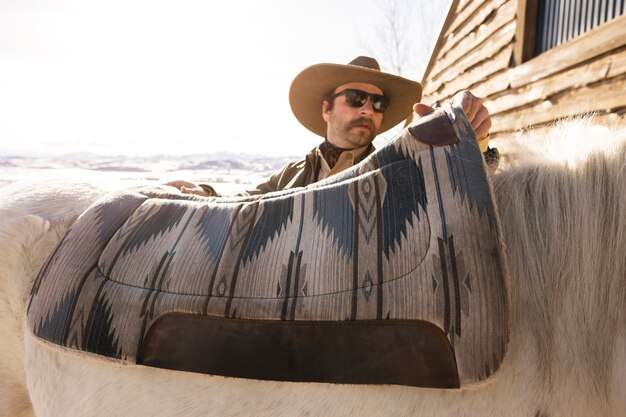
top-left (322, 100), bottom-right (330, 123)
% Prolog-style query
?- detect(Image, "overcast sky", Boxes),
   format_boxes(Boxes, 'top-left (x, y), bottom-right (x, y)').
top-left (0, 0), bottom-right (449, 157)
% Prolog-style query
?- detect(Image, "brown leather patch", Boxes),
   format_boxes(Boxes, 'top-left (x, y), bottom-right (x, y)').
top-left (138, 314), bottom-right (460, 388)
top-left (408, 108), bottom-right (460, 146)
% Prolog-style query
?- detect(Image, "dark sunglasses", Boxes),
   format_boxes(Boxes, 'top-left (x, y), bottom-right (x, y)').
top-left (331, 89), bottom-right (390, 113)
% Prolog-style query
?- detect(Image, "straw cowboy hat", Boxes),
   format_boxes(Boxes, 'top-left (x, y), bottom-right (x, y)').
top-left (289, 56), bottom-right (422, 137)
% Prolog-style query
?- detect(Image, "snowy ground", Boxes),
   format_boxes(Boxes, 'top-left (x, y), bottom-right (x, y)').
top-left (0, 152), bottom-right (295, 195)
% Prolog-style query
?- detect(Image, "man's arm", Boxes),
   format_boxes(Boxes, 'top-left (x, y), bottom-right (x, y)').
top-left (165, 180), bottom-right (216, 197)
top-left (165, 169), bottom-right (282, 197)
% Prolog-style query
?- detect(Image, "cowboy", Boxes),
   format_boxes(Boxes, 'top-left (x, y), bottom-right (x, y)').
top-left (167, 56), bottom-right (491, 196)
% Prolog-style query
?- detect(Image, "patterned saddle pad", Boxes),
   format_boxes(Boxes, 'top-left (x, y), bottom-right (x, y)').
top-left (27, 107), bottom-right (509, 389)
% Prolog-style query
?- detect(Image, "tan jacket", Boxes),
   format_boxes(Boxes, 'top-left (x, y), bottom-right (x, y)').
top-left (242, 148), bottom-right (329, 195)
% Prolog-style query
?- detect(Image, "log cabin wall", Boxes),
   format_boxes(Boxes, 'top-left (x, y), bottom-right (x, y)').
top-left (420, 0), bottom-right (626, 142)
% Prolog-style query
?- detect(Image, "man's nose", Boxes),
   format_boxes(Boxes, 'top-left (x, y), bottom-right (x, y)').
top-left (359, 98), bottom-right (375, 115)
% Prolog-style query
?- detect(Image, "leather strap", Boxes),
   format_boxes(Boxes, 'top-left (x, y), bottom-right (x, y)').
top-left (408, 108), bottom-right (460, 146)
top-left (138, 314), bottom-right (460, 388)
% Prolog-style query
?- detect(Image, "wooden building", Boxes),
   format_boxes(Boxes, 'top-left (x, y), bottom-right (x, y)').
top-left (420, 0), bottom-right (626, 142)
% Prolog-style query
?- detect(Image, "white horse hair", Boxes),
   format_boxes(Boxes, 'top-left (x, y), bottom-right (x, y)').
top-left (1, 121), bottom-right (625, 417)
top-left (0, 176), bottom-right (124, 417)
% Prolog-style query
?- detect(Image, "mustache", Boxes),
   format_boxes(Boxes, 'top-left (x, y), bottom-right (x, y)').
top-left (348, 117), bottom-right (374, 130)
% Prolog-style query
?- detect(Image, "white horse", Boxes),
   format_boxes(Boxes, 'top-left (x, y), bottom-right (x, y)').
top-left (1, 119), bottom-right (625, 417)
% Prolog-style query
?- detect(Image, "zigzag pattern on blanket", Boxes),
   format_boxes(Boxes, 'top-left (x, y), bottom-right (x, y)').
top-left (27, 108), bottom-right (508, 387)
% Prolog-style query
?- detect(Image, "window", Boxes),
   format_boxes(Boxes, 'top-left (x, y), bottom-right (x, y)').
top-left (534, 0), bottom-right (626, 54)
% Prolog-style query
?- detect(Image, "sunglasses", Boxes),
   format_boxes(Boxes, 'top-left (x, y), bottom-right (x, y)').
top-left (331, 89), bottom-right (390, 113)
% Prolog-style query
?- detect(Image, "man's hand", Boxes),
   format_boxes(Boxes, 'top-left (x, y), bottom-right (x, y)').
top-left (413, 90), bottom-right (491, 140)
top-left (452, 90), bottom-right (491, 140)
top-left (165, 180), bottom-right (210, 197)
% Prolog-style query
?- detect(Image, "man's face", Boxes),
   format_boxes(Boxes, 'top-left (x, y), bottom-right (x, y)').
top-left (322, 82), bottom-right (384, 149)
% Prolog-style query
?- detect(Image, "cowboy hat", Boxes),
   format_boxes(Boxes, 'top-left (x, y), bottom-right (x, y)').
top-left (289, 56), bottom-right (422, 137)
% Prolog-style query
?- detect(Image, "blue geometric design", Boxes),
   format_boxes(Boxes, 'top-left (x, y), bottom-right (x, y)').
top-left (92, 193), bottom-right (146, 244)
top-left (122, 202), bottom-right (188, 255)
top-left (195, 206), bottom-right (232, 261)
top-left (312, 182), bottom-right (354, 258)
top-left (34, 289), bottom-right (77, 345)
top-left (446, 141), bottom-right (494, 226)
top-left (242, 196), bottom-right (294, 262)
top-left (380, 159), bottom-right (427, 256)
top-left (375, 136), bottom-right (411, 166)
top-left (84, 292), bottom-right (120, 358)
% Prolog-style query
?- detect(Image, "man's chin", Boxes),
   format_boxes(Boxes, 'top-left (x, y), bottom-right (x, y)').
top-left (348, 134), bottom-right (376, 147)
top-left (350, 126), bottom-right (376, 137)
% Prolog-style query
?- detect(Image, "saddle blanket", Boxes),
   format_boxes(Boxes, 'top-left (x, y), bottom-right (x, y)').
top-left (27, 106), bottom-right (509, 389)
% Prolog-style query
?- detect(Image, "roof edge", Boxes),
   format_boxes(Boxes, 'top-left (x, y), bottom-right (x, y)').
top-left (420, 0), bottom-right (461, 85)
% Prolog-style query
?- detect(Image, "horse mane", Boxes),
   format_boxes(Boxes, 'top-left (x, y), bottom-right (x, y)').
top-left (492, 118), bottom-right (626, 396)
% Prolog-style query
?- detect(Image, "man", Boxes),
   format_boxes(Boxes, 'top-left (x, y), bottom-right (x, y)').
top-left (167, 56), bottom-right (491, 196)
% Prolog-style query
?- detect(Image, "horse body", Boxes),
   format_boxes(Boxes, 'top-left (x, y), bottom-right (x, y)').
top-left (0, 177), bottom-right (124, 417)
top-left (1, 121), bottom-right (625, 416)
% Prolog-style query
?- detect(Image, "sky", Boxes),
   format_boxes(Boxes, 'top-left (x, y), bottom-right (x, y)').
top-left (0, 0), bottom-right (450, 157)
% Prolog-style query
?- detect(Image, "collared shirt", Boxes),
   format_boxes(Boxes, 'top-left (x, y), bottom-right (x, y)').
top-left (316, 143), bottom-right (373, 181)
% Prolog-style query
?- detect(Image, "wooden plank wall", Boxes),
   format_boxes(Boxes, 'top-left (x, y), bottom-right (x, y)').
top-left (421, 0), bottom-right (626, 142)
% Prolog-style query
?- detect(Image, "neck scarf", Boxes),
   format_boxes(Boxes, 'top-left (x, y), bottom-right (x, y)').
top-left (318, 140), bottom-right (347, 169)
